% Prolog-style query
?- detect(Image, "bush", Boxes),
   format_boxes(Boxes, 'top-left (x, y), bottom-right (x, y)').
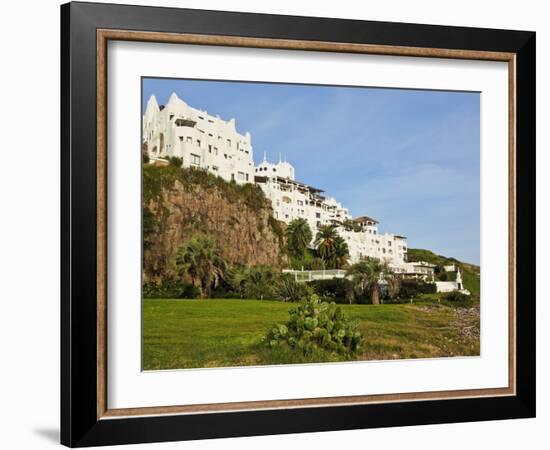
top-left (397, 279), bottom-right (437, 299)
top-left (442, 291), bottom-right (470, 302)
top-left (308, 278), bottom-right (353, 304)
top-left (275, 275), bottom-right (314, 302)
top-left (226, 265), bottom-right (279, 300)
top-left (167, 156), bottom-right (183, 167)
top-left (143, 280), bottom-right (200, 299)
top-left (264, 295), bottom-right (362, 358)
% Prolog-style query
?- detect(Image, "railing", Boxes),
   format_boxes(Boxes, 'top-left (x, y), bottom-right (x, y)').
top-left (282, 269), bottom-right (347, 283)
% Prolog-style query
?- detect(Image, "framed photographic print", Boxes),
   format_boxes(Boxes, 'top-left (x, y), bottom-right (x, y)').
top-left (60, 1), bottom-right (536, 447)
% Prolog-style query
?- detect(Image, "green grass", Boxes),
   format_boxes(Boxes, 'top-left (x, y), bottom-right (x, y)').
top-left (143, 298), bottom-right (480, 370)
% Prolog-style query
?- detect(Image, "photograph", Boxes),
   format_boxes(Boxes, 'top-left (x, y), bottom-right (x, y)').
top-left (141, 78), bottom-right (481, 370)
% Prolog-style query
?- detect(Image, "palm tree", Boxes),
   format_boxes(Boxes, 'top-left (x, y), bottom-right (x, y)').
top-left (314, 225), bottom-right (339, 267)
top-left (174, 235), bottom-right (227, 298)
top-left (285, 218), bottom-right (312, 258)
top-left (333, 235), bottom-right (350, 269)
top-left (345, 258), bottom-right (385, 304)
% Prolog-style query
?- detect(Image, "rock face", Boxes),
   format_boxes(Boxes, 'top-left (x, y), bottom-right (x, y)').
top-left (143, 166), bottom-right (287, 282)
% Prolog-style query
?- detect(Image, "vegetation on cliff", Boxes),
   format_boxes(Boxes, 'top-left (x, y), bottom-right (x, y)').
top-left (142, 165), bottom-right (287, 282)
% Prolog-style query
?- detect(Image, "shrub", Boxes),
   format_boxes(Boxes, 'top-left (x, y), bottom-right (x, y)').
top-left (168, 156), bottom-right (183, 167)
top-left (397, 279), bottom-right (437, 299)
top-left (442, 291), bottom-right (470, 302)
top-left (227, 265), bottom-right (279, 300)
top-left (264, 295), bottom-right (362, 358)
top-left (275, 275), bottom-right (314, 302)
top-left (142, 280), bottom-right (200, 299)
top-left (308, 278), bottom-right (353, 304)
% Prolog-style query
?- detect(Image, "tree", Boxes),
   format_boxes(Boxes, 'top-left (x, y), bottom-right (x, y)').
top-left (333, 235), bottom-right (350, 269)
top-left (314, 225), bottom-right (339, 267)
top-left (345, 258), bottom-right (386, 305)
top-left (174, 235), bottom-right (227, 298)
top-left (285, 218), bottom-right (312, 258)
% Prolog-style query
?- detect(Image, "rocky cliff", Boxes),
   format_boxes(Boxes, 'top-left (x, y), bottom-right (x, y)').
top-left (143, 165), bottom-right (287, 282)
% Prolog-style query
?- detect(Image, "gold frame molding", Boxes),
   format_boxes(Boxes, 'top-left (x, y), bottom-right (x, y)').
top-left (96, 29), bottom-right (516, 420)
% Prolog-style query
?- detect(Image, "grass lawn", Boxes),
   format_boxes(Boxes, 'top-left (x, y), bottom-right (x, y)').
top-left (143, 298), bottom-right (480, 370)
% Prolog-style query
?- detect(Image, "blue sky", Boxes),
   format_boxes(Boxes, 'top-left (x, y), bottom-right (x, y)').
top-left (143, 78), bottom-right (480, 265)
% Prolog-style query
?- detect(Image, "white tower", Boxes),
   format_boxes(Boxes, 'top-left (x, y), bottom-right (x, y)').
top-left (456, 268), bottom-right (463, 290)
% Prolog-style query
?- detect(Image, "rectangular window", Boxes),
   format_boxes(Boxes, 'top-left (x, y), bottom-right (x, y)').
top-left (186, 136), bottom-right (192, 143)
top-left (245, 173), bottom-right (249, 181)
top-left (208, 144), bottom-right (212, 153)
top-left (237, 171), bottom-right (245, 181)
top-left (227, 139), bottom-right (231, 147)
top-left (190, 154), bottom-right (200, 166)
top-left (196, 139), bottom-right (201, 147)
top-left (213, 147), bottom-right (218, 155)
top-left (316, 212), bottom-right (321, 218)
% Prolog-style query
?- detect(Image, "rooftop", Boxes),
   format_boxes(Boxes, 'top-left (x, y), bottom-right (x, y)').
top-left (352, 215), bottom-right (379, 224)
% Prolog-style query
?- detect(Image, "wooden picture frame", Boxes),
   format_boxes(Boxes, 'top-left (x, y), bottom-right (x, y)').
top-left (61, 1), bottom-right (535, 447)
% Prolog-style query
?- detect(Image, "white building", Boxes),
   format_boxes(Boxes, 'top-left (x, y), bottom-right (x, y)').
top-left (435, 268), bottom-right (470, 295)
top-left (143, 93), bottom-right (254, 184)
top-left (254, 157), bottom-right (408, 265)
top-left (339, 218), bottom-right (408, 266)
top-left (391, 261), bottom-right (435, 281)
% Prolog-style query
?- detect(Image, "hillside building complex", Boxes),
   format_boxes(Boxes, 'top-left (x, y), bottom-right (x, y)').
top-left (143, 93), bottom-right (453, 276)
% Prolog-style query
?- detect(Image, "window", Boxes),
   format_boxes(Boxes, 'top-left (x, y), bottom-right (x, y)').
top-left (169, 114), bottom-right (174, 120)
top-left (227, 139), bottom-right (231, 147)
top-left (212, 166), bottom-right (218, 172)
top-left (208, 144), bottom-right (212, 153)
top-left (186, 136), bottom-right (192, 143)
top-left (245, 173), bottom-right (249, 181)
top-left (196, 139), bottom-right (201, 147)
top-left (179, 136), bottom-right (183, 142)
top-left (213, 147), bottom-right (218, 155)
top-left (190, 154), bottom-right (200, 167)
top-left (316, 212), bottom-right (321, 218)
